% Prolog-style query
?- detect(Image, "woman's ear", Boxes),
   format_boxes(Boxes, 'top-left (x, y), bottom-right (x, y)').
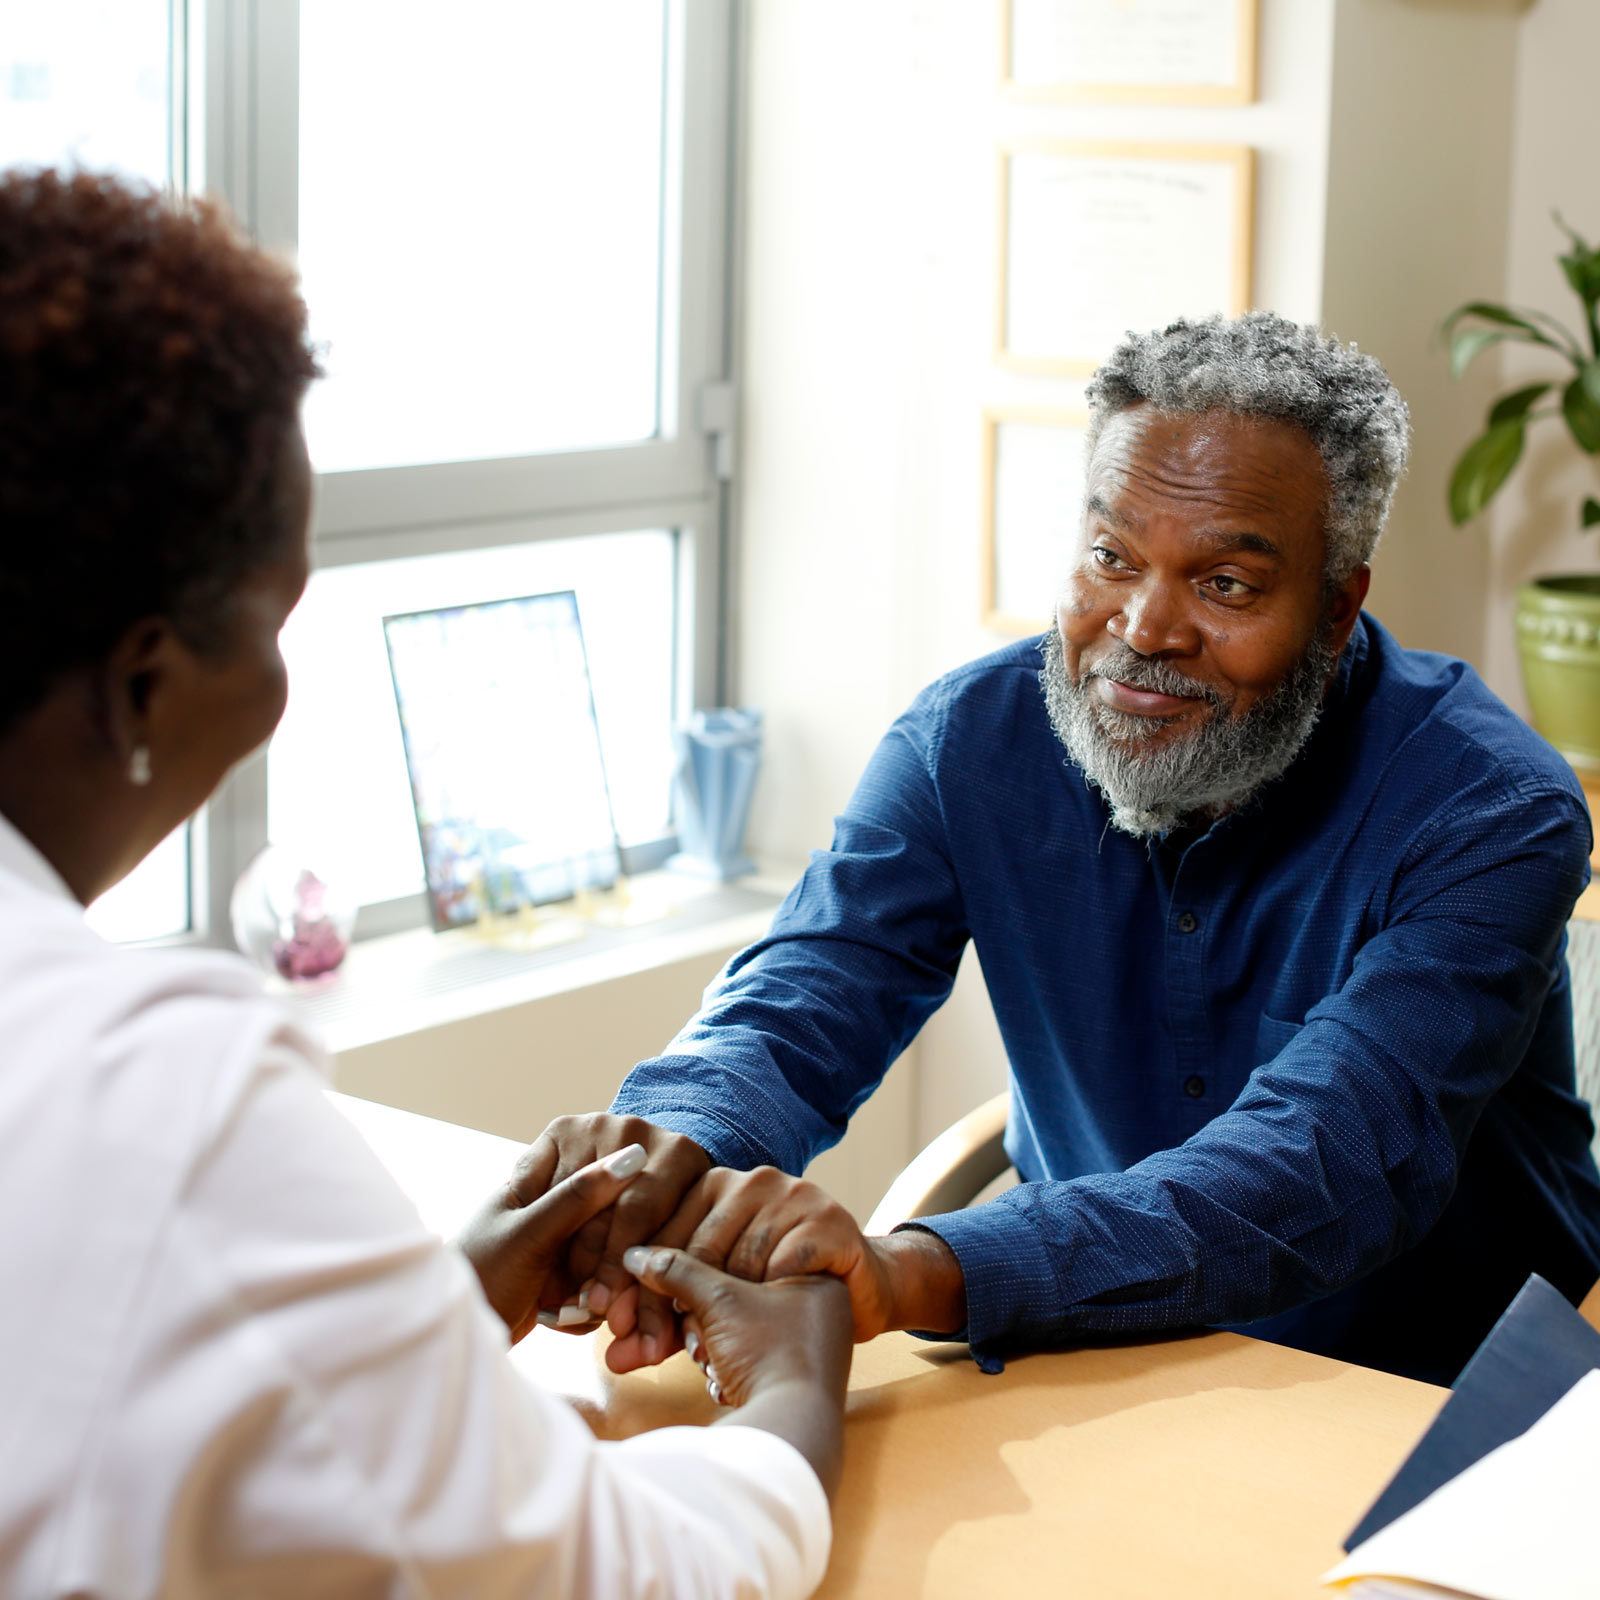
top-left (95, 617), bottom-right (178, 783)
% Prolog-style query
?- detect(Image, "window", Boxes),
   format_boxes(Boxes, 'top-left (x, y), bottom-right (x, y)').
top-left (0, 0), bottom-right (173, 187)
top-left (297, 2), bottom-right (667, 475)
top-left (5, 0), bottom-right (736, 946)
top-left (2, 0), bottom-right (196, 942)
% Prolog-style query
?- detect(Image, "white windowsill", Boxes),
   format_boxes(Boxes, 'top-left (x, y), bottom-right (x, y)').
top-left (270, 865), bottom-right (795, 1057)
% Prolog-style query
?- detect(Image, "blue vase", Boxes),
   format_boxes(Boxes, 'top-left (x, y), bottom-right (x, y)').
top-left (667, 708), bottom-right (763, 881)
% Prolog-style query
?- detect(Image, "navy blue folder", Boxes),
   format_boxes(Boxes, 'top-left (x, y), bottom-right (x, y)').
top-left (1344, 1273), bottom-right (1600, 1550)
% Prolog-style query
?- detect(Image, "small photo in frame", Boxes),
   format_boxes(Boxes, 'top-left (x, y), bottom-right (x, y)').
top-left (383, 588), bottom-right (623, 930)
top-left (982, 406), bottom-right (1090, 635)
top-left (1001, 0), bottom-right (1259, 105)
top-left (997, 139), bottom-right (1254, 376)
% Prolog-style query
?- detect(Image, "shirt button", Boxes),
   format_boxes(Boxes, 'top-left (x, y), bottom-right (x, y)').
top-left (1177, 911), bottom-right (1198, 934)
top-left (1184, 1074), bottom-right (1206, 1098)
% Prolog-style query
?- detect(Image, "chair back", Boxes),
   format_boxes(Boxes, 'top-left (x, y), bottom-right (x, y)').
top-left (1566, 918), bottom-right (1600, 1161)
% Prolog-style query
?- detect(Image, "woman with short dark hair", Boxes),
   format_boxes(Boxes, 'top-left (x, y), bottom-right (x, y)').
top-left (0, 169), bottom-right (849, 1600)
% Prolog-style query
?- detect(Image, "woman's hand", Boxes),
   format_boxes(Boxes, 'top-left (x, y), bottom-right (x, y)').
top-left (604, 1166), bottom-right (968, 1371)
top-left (622, 1245), bottom-right (854, 1501)
top-left (508, 1113), bottom-right (712, 1352)
top-left (455, 1143), bottom-right (649, 1343)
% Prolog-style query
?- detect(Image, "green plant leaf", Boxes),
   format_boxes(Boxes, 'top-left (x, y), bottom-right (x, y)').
top-left (1488, 383), bottom-right (1553, 424)
top-left (1583, 497), bottom-right (1600, 528)
top-left (1563, 376), bottom-right (1600, 452)
top-left (1584, 361), bottom-right (1600, 408)
top-left (1448, 419), bottom-right (1526, 524)
top-left (1450, 326), bottom-right (1522, 380)
top-left (1555, 217), bottom-right (1600, 305)
top-left (1442, 300), bottom-right (1564, 349)
top-left (1559, 252), bottom-right (1600, 308)
top-left (1444, 301), bottom-right (1547, 334)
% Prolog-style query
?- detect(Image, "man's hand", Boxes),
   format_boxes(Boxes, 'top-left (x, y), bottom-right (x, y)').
top-left (513, 1114), bottom-right (711, 1350)
top-left (604, 1165), bottom-right (968, 1371)
top-left (454, 1143), bottom-right (649, 1343)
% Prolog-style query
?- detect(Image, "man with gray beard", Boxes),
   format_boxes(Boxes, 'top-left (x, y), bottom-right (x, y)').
top-left (550, 313), bottom-right (1600, 1387)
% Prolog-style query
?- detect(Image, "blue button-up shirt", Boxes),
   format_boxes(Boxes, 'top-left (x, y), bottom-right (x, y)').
top-left (614, 616), bottom-right (1600, 1383)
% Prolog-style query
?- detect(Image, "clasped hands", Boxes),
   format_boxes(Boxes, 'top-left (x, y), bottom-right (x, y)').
top-left (478, 1113), bottom-right (966, 1374)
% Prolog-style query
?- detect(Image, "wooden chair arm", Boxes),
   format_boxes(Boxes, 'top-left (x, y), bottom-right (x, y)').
top-left (865, 1090), bottom-right (1010, 1235)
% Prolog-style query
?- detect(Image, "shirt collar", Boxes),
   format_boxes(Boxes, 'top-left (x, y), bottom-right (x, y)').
top-left (0, 808), bottom-right (79, 904)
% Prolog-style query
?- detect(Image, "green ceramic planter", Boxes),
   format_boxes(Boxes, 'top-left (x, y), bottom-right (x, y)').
top-left (1515, 575), bottom-right (1600, 774)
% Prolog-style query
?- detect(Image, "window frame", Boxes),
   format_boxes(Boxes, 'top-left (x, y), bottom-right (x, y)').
top-left (185, 0), bottom-right (737, 947)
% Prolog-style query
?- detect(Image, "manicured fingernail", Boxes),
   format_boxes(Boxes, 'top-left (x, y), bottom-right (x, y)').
top-left (558, 1304), bottom-right (594, 1327)
top-left (605, 1143), bottom-right (647, 1178)
top-left (685, 1328), bottom-right (702, 1363)
top-left (586, 1281), bottom-right (612, 1313)
top-left (622, 1246), bottom-right (652, 1275)
top-left (577, 1281), bottom-right (594, 1312)
top-left (536, 1310), bottom-right (561, 1328)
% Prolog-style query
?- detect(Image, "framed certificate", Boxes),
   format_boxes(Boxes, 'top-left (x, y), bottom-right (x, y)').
top-left (997, 139), bottom-right (1254, 375)
top-left (1001, 0), bottom-right (1259, 105)
top-left (982, 406), bottom-right (1090, 635)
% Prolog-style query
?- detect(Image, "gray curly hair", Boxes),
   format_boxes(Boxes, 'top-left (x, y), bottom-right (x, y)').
top-left (1084, 312), bottom-right (1411, 584)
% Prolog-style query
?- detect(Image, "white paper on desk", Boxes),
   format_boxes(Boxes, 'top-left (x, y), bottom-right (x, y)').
top-left (1323, 1368), bottom-right (1600, 1600)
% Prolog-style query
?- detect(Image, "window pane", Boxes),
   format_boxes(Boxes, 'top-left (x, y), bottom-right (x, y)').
top-left (297, 0), bottom-right (666, 475)
top-left (270, 529), bottom-right (676, 910)
top-left (85, 824), bottom-right (191, 943)
top-left (0, 0), bottom-right (171, 184)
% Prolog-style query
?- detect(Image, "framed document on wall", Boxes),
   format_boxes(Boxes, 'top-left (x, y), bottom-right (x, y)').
top-left (1001, 0), bottom-right (1259, 105)
top-left (997, 139), bottom-right (1254, 376)
top-left (982, 406), bottom-right (1089, 635)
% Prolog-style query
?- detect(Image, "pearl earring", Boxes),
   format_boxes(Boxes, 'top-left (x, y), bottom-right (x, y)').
top-left (129, 746), bottom-right (152, 787)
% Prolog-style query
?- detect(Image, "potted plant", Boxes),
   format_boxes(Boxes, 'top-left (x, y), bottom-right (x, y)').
top-left (1445, 216), bottom-right (1600, 770)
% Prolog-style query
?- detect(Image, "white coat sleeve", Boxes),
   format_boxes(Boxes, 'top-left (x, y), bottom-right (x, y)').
top-left (132, 1030), bottom-right (832, 1600)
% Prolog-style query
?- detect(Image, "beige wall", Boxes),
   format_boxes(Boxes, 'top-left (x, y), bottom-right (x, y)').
top-left (1321, 0), bottom-right (1522, 666)
top-left (1483, 0), bottom-right (1600, 710)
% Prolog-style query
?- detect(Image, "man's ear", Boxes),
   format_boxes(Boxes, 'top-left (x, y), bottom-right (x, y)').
top-left (1326, 565), bottom-right (1371, 657)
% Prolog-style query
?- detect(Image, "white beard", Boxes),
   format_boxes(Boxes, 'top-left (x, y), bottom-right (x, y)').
top-left (1038, 626), bottom-right (1333, 837)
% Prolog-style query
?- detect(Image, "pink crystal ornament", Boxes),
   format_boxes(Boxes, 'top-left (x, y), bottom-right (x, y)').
top-left (230, 846), bottom-right (355, 984)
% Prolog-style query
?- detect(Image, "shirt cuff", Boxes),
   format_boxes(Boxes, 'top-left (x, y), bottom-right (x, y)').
top-left (905, 1198), bottom-right (1065, 1361)
top-left (613, 1424), bottom-right (832, 1600)
top-left (608, 1086), bottom-right (776, 1171)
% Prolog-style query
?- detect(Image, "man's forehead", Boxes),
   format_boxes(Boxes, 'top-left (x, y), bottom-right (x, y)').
top-left (1086, 404), bottom-right (1328, 517)
top-left (1093, 401), bottom-right (1318, 462)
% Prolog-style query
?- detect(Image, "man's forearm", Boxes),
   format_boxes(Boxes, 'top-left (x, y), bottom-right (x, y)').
top-left (875, 1227), bottom-right (967, 1336)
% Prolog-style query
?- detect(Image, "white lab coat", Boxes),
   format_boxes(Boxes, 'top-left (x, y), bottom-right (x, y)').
top-left (0, 813), bottom-right (829, 1599)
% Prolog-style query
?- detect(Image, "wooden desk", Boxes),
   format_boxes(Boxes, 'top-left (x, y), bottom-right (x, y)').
top-left (333, 1091), bottom-right (1448, 1599)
